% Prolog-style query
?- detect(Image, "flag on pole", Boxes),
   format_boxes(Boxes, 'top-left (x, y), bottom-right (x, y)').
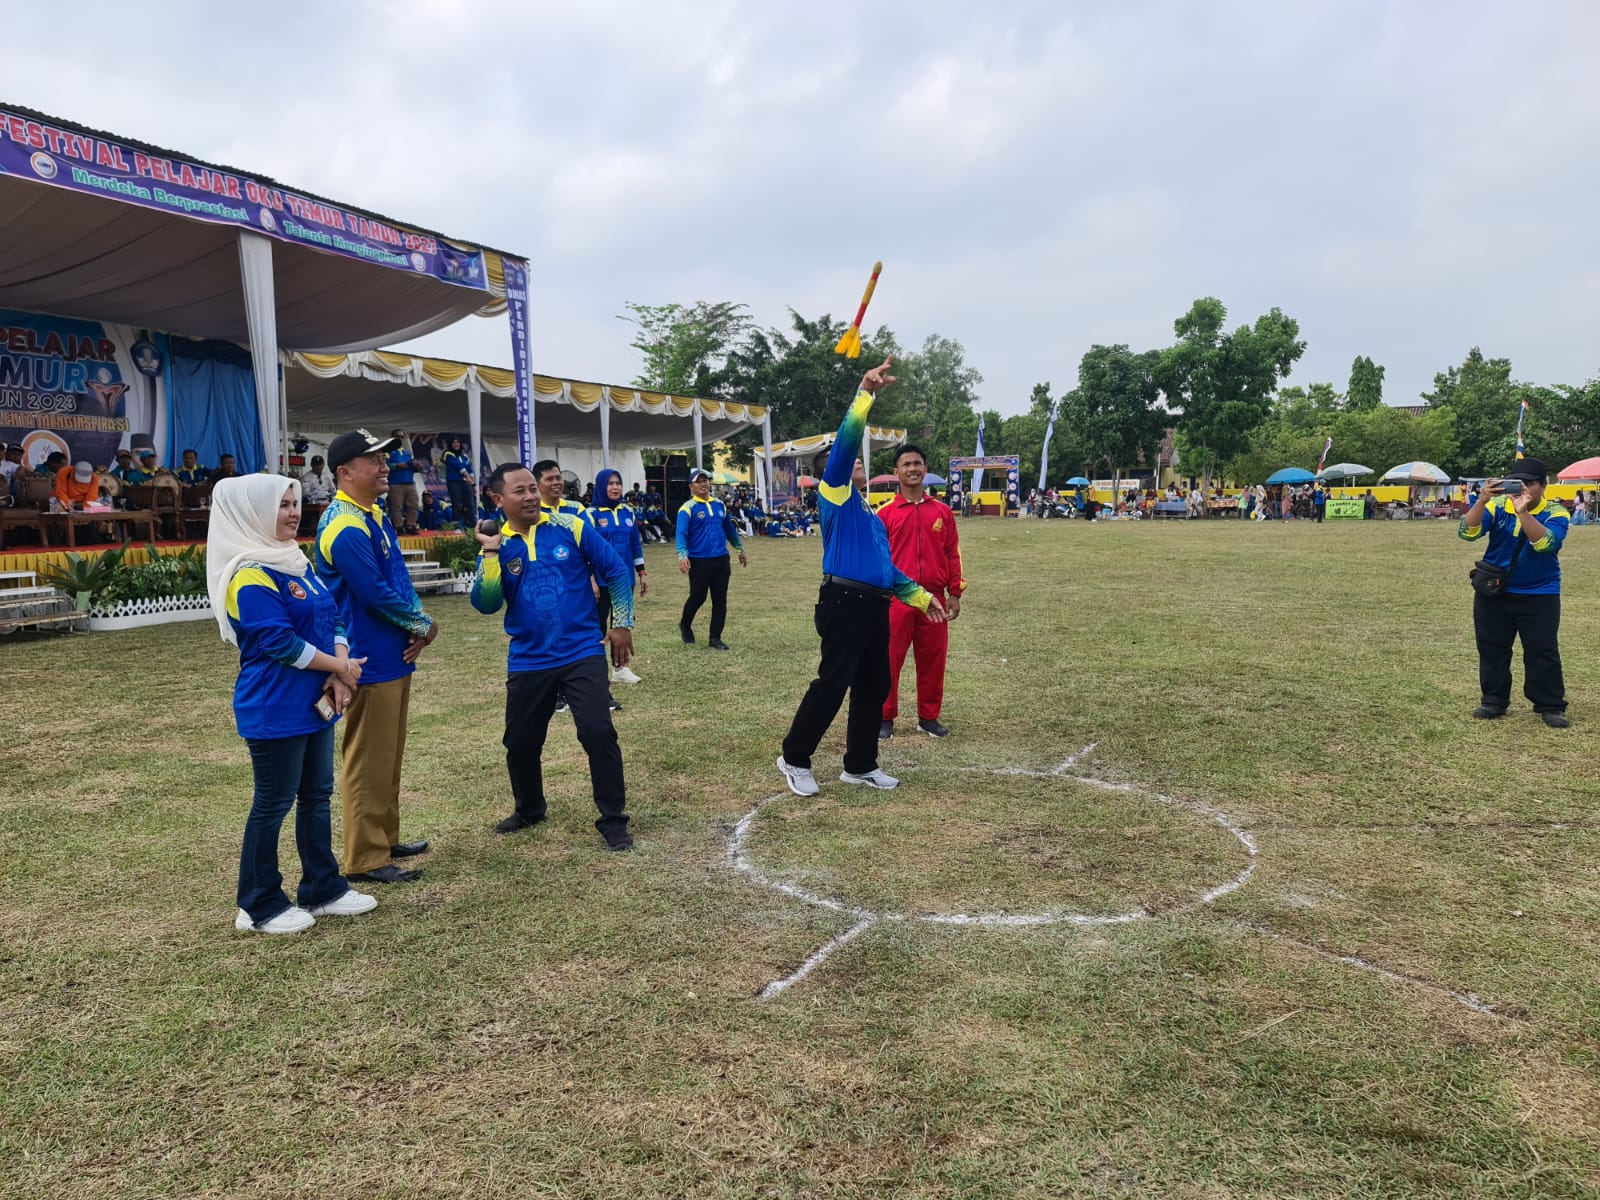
top-left (1039, 408), bottom-right (1056, 493)
top-left (971, 414), bottom-right (986, 494)
top-left (1515, 397), bottom-right (1530, 460)
top-left (1317, 436), bottom-right (1333, 475)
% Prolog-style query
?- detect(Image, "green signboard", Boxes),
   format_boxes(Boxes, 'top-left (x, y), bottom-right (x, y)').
top-left (1326, 497), bottom-right (1364, 520)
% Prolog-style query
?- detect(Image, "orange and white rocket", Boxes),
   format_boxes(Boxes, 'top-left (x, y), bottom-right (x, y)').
top-left (833, 261), bottom-right (882, 359)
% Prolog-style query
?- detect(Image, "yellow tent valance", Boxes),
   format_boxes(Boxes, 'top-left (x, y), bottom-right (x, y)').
top-left (281, 349), bottom-right (767, 424)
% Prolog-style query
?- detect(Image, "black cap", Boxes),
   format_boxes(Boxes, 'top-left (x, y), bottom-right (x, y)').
top-left (328, 428), bottom-right (401, 471)
top-left (1505, 457), bottom-right (1548, 482)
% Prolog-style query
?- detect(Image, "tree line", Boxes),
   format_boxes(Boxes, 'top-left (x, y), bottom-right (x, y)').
top-left (622, 299), bottom-right (1600, 490)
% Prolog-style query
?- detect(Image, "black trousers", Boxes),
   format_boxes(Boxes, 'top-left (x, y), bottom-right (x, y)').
top-left (504, 655), bottom-right (628, 838)
top-left (447, 479), bottom-right (475, 527)
top-left (782, 583), bottom-right (891, 775)
top-left (682, 554), bottom-right (730, 639)
top-left (1474, 591), bottom-right (1565, 712)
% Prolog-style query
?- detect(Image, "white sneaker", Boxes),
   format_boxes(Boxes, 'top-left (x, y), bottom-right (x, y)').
top-left (776, 756), bottom-right (820, 797)
top-left (840, 768), bottom-right (899, 789)
top-left (612, 666), bottom-right (642, 685)
top-left (235, 906), bottom-right (315, 934)
top-left (307, 889), bottom-right (378, 917)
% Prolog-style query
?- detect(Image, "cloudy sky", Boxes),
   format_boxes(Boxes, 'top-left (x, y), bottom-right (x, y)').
top-left (8, 1), bottom-right (1599, 413)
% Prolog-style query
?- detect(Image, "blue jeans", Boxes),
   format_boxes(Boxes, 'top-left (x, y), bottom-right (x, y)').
top-left (238, 725), bottom-right (346, 923)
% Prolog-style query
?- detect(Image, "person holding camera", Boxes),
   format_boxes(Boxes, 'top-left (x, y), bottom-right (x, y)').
top-left (1459, 458), bottom-right (1570, 727)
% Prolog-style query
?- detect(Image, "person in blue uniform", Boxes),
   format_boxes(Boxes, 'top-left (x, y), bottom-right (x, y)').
top-left (316, 429), bottom-right (439, 884)
top-left (1459, 458), bottom-right (1570, 727)
top-left (385, 430), bottom-right (420, 534)
top-left (175, 449), bottom-right (208, 487)
top-left (533, 459), bottom-right (585, 518)
top-left (584, 468), bottom-right (648, 689)
top-left (473, 462), bottom-right (638, 850)
top-left (206, 474), bottom-right (375, 935)
top-left (675, 467), bottom-right (746, 649)
top-left (441, 436), bottom-right (475, 530)
top-left (124, 450), bottom-right (159, 485)
top-left (777, 357), bottom-right (945, 797)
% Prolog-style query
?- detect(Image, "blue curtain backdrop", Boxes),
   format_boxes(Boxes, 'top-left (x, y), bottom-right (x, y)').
top-left (166, 338), bottom-right (263, 474)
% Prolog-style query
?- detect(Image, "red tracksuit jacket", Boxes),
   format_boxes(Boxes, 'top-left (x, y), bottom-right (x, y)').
top-left (877, 493), bottom-right (966, 601)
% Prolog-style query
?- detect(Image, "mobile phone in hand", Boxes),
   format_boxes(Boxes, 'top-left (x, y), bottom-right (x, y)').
top-left (1500, 479), bottom-right (1524, 495)
top-left (314, 694), bottom-right (336, 721)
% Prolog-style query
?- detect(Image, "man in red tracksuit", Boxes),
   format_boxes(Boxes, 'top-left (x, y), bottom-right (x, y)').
top-left (878, 444), bottom-right (965, 739)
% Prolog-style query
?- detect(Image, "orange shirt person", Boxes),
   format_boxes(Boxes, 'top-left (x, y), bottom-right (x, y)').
top-left (54, 461), bottom-right (99, 509)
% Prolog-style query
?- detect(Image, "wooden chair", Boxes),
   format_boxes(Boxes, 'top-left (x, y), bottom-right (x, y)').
top-left (0, 473), bottom-right (53, 548)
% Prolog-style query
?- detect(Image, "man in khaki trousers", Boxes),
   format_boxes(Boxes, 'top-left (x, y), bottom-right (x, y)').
top-left (315, 429), bottom-right (440, 883)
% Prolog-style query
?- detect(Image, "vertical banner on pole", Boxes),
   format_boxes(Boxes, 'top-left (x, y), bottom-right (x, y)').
top-left (761, 411), bottom-right (774, 512)
top-left (504, 257), bottom-right (535, 466)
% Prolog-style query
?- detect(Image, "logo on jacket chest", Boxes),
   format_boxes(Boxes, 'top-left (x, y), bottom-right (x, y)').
top-left (932, 517), bottom-right (944, 532)
top-left (553, 544), bottom-right (571, 560)
top-left (286, 580), bottom-right (308, 600)
top-left (507, 556), bottom-right (524, 576)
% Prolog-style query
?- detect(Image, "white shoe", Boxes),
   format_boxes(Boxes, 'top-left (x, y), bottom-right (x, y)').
top-left (307, 889), bottom-right (378, 917)
top-left (840, 768), bottom-right (899, 789)
top-left (776, 756), bottom-right (819, 797)
top-left (235, 906), bottom-right (315, 934)
top-left (612, 666), bottom-right (642, 685)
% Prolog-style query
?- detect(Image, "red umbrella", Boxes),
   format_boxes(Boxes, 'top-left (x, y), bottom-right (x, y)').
top-left (869, 473), bottom-right (898, 486)
top-left (797, 475), bottom-right (819, 487)
top-left (1557, 456), bottom-right (1600, 482)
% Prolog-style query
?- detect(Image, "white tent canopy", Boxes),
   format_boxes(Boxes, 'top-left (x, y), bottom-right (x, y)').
top-left (283, 349), bottom-right (769, 490)
top-left (0, 103), bottom-right (527, 473)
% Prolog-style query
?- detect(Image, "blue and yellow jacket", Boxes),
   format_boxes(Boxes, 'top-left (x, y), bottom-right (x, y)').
top-left (1459, 495), bottom-right (1568, 595)
top-left (176, 465), bottom-right (208, 486)
top-left (584, 469), bottom-right (645, 577)
top-left (676, 496), bottom-right (743, 560)
top-left (226, 562), bottom-right (346, 741)
top-left (315, 490), bottom-right (433, 684)
top-left (471, 510), bottom-right (634, 673)
top-left (545, 497), bottom-right (586, 520)
top-left (442, 450), bottom-right (473, 482)
top-left (818, 390), bottom-right (932, 612)
top-left (386, 448), bottom-right (415, 484)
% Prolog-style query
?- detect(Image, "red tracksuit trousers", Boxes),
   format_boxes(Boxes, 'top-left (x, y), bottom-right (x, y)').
top-left (883, 596), bottom-right (947, 722)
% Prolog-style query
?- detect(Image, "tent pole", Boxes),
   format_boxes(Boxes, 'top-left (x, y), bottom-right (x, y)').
top-left (467, 371), bottom-right (484, 482)
top-left (600, 387), bottom-right (612, 469)
top-left (237, 231), bottom-right (280, 474)
top-left (761, 411), bottom-right (773, 511)
top-left (279, 353), bottom-right (289, 476)
top-left (693, 404), bottom-right (703, 472)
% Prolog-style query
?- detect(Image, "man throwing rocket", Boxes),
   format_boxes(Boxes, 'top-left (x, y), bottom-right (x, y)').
top-left (877, 444), bottom-right (965, 739)
top-left (777, 357), bottom-right (946, 797)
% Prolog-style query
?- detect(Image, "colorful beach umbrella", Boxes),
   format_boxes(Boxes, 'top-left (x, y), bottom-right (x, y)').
top-left (1265, 467), bottom-right (1316, 485)
top-left (1317, 462), bottom-right (1373, 480)
top-left (1380, 461), bottom-right (1451, 484)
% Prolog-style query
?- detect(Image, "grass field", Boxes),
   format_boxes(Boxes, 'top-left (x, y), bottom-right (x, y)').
top-left (2, 518), bottom-right (1597, 1198)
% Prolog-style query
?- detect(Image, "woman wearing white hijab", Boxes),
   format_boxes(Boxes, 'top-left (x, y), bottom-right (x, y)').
top-left (207, 475), bottom-right (374, 934)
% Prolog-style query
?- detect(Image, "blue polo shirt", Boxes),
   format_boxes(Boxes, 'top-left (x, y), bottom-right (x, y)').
top-left (176, 465), bottom-right (208, 486)
top-left (1458, 495), bottom-right (1568, 595)
top-left (675, 496), bottom-right (743, 559)
top-left (471, 511), bottom-right (634, 673)
top-left (583, 504), bottom-right (646, 576)
top-left (315, 490), bottom-right (433, 683)
top-left (226, 563), bottom-right (347, 741)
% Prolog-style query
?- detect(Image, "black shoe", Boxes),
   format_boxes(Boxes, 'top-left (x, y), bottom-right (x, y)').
top-left (1540, 710), bottom-right (1571, 729)
top-left (554, 698), bottom-right (569, 714)
top-left (605, 832), bottom-right (635, 852)
top-left (348, 864), bottom-right (422, 884)
top-left (1472, 705), bottom-right (1506, 720)
top-left (495, 813), bottom-right (545, 834)
top-left (390, 840), bottom-right (429, 858)
top-left (679, 622), bottom-right (695, 644)
top-left (918, 718), bottom-right (951, 738)
top-left (708, 638), bottom-right (730, 651)
top-left (609, 697), bottom-right (622, 712)
top-left (879, 720), bottom-right (894, 740)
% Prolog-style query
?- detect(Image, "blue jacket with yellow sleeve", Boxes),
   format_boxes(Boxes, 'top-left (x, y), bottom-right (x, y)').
top-left (817, 389), bottom-right (933, 612)
top-left (1458, 495), bottom-right (1568, 595)
top-left (314, 490), bottom-right (433, 684)
top-left (675, 496), bottom-right (743, 560)
top-left (471, 510), bottom-right (634, 673)
top-left (226, 562), bottom-right (346, 740)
